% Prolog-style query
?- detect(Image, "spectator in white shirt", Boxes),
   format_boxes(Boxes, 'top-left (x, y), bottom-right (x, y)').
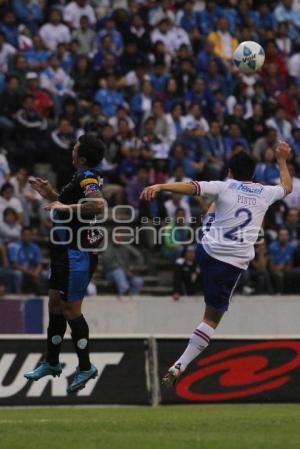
top-left (143, 99), bottom-right (174, 144)
top-left (64, 0), bottom-right (96, 30)
top-left (109, 105), bottom-right (135, 132)
top-left (164, 193), bottom-right (192, 224)
top-left (183, 103), bottom-right (210, 134)
top-left (18, 24), bottom-right (33, 51)
top-left (151, 17), bottom-right (191, 56)
top-left (294, 0), bottom-right (300, 10)
top-left (0, 152), bottom-right (10, 188)
top-left (151, 17), bottom-right (174, 55)
top-left (40, 54), bottom-right (74, 115)
top-left (0, 183), bottom-right (23, 224)
top-left (40, 54), bottom-right (74, 98)
top-left (276, 21), bottom-right (292, 57)
top-left (10, 167), bottom-right (41, 225)
top-left (0, 32), bottom-right (16, 74)
top-left (288, 44), bottom-right (300, 78)
top-left (169, 24), bottom-right (191, 54)
top-left (39, 9), bottom-right (71, 52)
top-left (72, 15), bottom-right (97, 56)
top-left (167, 163), bottom-right (192, 205)
top-left (0, 207), bottom-right (21, 243)
top-left (265, 107), bottom-right (292, 140)
top-left (150, 5), bottom-right (176, 27)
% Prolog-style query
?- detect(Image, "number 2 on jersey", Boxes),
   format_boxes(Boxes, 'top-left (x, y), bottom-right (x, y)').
top-left (224, 208), bottom-right (252, 242)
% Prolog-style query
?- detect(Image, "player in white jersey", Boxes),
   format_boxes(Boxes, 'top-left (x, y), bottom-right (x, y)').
top-left (140, 141), bottom-right (292, 386)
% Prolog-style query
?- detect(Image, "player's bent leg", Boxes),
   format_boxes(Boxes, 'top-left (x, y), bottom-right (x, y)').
top-left (162, 306), bottom-right (223, 388)
top-left (63, 300), bottom-right (98, 393)
top-left (24, 290), bottom-right (65, 381)
top-left (162, 246), bottom-right (242, 388)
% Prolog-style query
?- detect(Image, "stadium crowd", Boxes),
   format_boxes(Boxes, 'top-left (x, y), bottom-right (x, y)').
top-left (1, 0), bottom-right (300, 297)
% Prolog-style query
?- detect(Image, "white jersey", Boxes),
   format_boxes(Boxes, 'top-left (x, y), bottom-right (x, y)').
top-left (191, 179), bottom-right (286, 269)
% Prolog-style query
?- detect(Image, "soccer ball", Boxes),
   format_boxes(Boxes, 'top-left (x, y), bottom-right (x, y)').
top-left (233, 41), bottom-right (265, 75)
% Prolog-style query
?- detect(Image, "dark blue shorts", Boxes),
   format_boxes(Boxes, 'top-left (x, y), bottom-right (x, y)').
top-left (49, 248), bottom-right (98, 302)
top-left (196, 244), bottom-right (242, 312)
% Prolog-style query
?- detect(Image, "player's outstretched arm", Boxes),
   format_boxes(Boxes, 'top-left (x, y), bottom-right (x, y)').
top-left (140, 182), bottom-right (196, 201)
top-left (275, 141), bottom-right (293, 194)
top-left (44, 191), bottom-right (105, 215)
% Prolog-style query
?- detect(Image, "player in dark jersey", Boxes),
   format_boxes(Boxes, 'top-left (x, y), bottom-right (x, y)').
top-left (24, 134), bottom-right (105, 393)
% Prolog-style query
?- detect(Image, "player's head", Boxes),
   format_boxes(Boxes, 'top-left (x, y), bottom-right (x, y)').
top-left (73, 134), bottom-right (105, 168)
top-left (228, 150), bottom-right (257, 181)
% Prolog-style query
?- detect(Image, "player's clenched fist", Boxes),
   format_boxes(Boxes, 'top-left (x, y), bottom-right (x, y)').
top-left (275, 141), bottom-right (291, 161)
top-left (140, 184), bottom-right (161, 201)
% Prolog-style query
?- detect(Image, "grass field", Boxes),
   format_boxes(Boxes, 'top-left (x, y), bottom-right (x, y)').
top-left (1, 405), bottom-right (300, 449)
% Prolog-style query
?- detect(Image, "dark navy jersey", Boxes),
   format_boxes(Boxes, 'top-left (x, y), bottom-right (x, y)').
top-left (59, 168), bottom-right (102, 203)
top-left (51, 168), bottom-right (103, 253)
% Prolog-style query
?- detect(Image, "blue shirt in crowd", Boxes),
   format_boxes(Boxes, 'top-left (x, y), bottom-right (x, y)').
top-left (8, 241), bottom-right (42, 269)
top-left (179, 11), bottom-right (198, 32)
top-left (150, 72), bottom-right (169, 93)
top-left (196, 6), bottom-right (224, 34)
top-left (0, 24), bottom-right (19, 48)
top-left (288, 137), bottom-right (300, 157)
top-left (94, 88), bottom-right (124, 117)
top-left (25, 48), bottom-right (50, 66)
top-left (268, 241), bottom-right (295, 265)
top-left (255, 163), bottom-right (280, 185)
top-left (97, 29), bottom-right (124, 53)
top-left (13, 0), bottom-right (43, 31)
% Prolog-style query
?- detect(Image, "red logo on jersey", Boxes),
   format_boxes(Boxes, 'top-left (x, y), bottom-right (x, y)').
top-left (176, 341), bottom-right (300, 401)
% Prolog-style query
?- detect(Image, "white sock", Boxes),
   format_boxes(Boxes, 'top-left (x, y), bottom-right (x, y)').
top-left (175, 322), bottom-right (214, 371)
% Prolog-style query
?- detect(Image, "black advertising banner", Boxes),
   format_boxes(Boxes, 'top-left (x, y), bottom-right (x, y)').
top-left (2, 337), bottom-right (300, 405)
top-left (0, 338), bottom-right (150, 406)
top-left (158, 339), bottom-right (300, 404)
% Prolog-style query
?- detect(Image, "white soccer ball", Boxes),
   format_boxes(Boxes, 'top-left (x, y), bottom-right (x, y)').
top-left (233, 41), bottom-right (265, 75)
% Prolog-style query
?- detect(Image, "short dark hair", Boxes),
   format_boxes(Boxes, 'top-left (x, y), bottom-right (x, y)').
top-left (49, 7), bottom-right (62, 17)
top-left (1, 182), bottom-right (13, 194)
top-left (3, 207), bottom-right (18, 220)
top-left (77, 134), bottom-right (105, 167)
top-left (228, 151), bottom-right (257, 181)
